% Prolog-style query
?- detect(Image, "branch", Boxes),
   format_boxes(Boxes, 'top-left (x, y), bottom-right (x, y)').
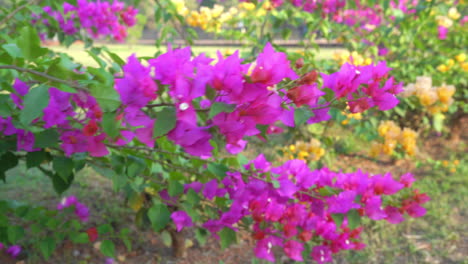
top-left (0, 0), bottom-right (40, 27)
top-left (154, 0), bottom-right (189, 46)
top-left (0, 65), bottom-right (88, 91)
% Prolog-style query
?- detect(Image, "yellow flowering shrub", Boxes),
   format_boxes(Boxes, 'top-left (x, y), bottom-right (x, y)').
top-left (436, 53), bottom-right (467, 73)
top-left (282, 139), bottom-right (325, 162)
top-left (402, 76), bottom-right (456, 115)
top-left (333, 50), bottom-right (372, 66)
top-left (370, 121), bottom-right (418, 157)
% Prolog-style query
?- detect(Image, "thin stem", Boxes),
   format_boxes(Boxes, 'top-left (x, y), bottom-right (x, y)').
top-left (0, 65), bottom-right (88, 91)
top-left (154, 0), bottom-right (189, 46)
top-left (0, 0), bottom-right (39, 27)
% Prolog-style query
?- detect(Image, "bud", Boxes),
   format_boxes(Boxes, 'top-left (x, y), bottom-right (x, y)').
top-left (297, 70), bottom-right (318, 85)
top-left (295, 58), bottom-right (304, 69)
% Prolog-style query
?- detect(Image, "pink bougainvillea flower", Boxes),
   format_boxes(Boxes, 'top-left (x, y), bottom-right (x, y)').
top-left (438, 26), bottom-right (448, 40)
top-left (284, 240), bottom-right (304, 261)
top-left (311, 245), bottom-right (333, 263)
top-left (6, 245), bottom-right (21, 258)
top-left (251, 43), bottom-right (298, 86)
top-left (87, 133), bottom-right (109, 157)
top-left (171, 211), bottom-right (193, 232)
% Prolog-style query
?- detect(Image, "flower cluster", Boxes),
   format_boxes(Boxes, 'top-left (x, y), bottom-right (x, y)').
top-left (370, 120), bottom-right (417, 156)
top-left (35, 0), bottom-right (138, 42)
top-left (402, 76), bottom-right (456, 114)
top-left (321, 61), bottom-right (403, 113)
top-left (0, 243), bottom-right (21, 259)
top-left (335, 5), bottom-right (383, 32)
top-left (177, 1), bottom-right (268, 33)
top-left (437, 53), bottom-right (468, 72)
top-left (1, 78), bottom-right (108, 156)
top-left (340, 110), bottom-right (363, 126)
top-left (2, 44), bottom-right (404, 159)
top-left (57, 196), bottom-right (90, 222)
top-left (282, 139), bottom-right (325, 162)
top-left (333, 51), bottom-right (373, 66)
top-left (441, 159), bottom-right (460, 173)
top-left (184, 4), bottom-right (231, 32)
top-left (170, 155), bottom-right (428, 263)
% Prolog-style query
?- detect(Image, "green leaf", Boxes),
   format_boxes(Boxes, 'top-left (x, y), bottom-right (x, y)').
top-left (16, 26), bottom-right (47, 60)
top-left (433, 113), bottom-right (445, 132)
top-left (207, 163), bottom-right (229, 179)
top-left (219, 227), bottom-right (236, 250)
top-left (161, 230), bottom-right (172, 247)
top-left (26, 151), bottom-right (48, 169)
top-left (153, 107), bottom-right (176, 138)
top-left (208, 102), bottom-right (236, 119)
top-left (148, 202), bottom-right (171, 232)
top-left (53, 156), bottom-right (74, 182)
top-left (7, 225), bottom-right (24, 244)
top-left (318, 186), bottom-right (340, 196)
top-left (97, 224), bottom-right (113, 235)
top-left (256, 124), bottom-right (269, 139)
top-left (0, 94), bottom-right (12, 117)
top-left (331, 213), bottom-right (344, 228)
top-left (2, 44), bottom-right (22, 58)
top-left (168, 180), bottom-right (184, 197)
top-left (0, 152), bottom-right (18, 182)
top-left (51, 172), bottom-right (74, 194)
top-left (195, 228), bottom-right (208, 246)
top-left (100, 240), bottom-right (116, 258)
top-left (34, 130), bottom-right (59, 148)
top-left (39, 237), bottom-right (56, 259)
top-left (88, 68), bottom-right (120, 111)
top-left (104, 49), bottom-right (125, 67)
top-left (272, 180), bottom-right (280, 189)
top-left (294, 107), bottom-right (313, 126)
top-left (102, 112), bottom-right (120, 138)
top-left (71, 233), bottom-right (89, 244)
top-left (347, 209), bottom-right (361, 230)
top-left (20, 85), bottom-right (50, 125)
top-left (185, 189), bottom-right (200, 205)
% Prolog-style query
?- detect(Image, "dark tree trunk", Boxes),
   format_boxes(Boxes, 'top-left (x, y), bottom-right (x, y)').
top-left (169, 228), bottom-right (186, 258)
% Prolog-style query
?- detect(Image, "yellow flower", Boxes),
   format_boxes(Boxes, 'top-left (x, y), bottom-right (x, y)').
top-left (453, 160), bottom-right (460, 165)
top-left (436, 16), bottom-right (453, 28)
top-left (383, 139), bottom-right (397, 155)
top-left (437, 64), bottom-right (449, 72)
top-left (436, 84), bottom-right (456, 104)
top-left (418, 90), bottom-right (438, 106)
top-left (289, 145), bottom-right (296, 153)
top-left (448, 7), bottom-right (461, 20)
top-left (239, 2), bottom-right (255, 11)
top-left (461, 62), bottom-right (468, 71)
top-left (341, 119), bottom-right (349, 125)
top-left (455, 53), bottom-right (466, 62)
top-left (298, 151), bottom-right (309, 160)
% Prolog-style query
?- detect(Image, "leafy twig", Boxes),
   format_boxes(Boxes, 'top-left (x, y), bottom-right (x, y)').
top-left (0, 0), bottom-right (39, 27)
top-left (0, 65), bottom-right (88, 91)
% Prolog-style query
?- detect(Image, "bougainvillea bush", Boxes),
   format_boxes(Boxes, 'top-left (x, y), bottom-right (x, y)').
top-left (0, 0), bottom-right (430, 263)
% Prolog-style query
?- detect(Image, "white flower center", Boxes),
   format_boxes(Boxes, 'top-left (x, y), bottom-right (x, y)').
top-left (179, 102), bottom-right (189, 111)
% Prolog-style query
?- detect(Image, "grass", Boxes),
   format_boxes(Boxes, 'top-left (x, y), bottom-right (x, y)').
top-left (50, 43), bottom-right (341, 66)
